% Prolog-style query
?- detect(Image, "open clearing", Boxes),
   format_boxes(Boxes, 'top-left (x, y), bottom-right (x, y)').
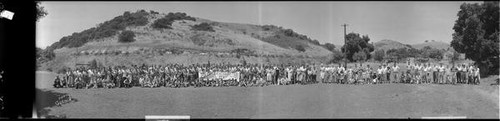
top-left (35, 71), bottom-right (499, 119)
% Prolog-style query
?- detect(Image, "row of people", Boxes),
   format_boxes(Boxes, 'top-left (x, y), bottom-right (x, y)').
top-left (317, 63), bottom-right (480, 85)
top-left (53, 63), bottom-right (481, 89)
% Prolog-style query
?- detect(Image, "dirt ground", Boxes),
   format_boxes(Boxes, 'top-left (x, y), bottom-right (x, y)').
top-left (35, 71), bottom-right (499, 119)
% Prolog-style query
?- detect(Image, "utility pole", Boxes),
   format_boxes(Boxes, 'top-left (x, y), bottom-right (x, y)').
top-left (341, 24), bottom-right (348, 68)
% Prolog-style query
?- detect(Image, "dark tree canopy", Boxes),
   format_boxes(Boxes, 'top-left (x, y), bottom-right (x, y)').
top-left (446, 48), bottom-right (461, 66)
top-left (295, 45), bottom-right (306, 52)
top-left (151, 12), bottom-right (196, 29)
top-left (340, 32), bottom-right (374, 62)
top-left (373, 49), bottom-right (385, 62)
top-left (89, 59), bottom-right (99, 69)
top-left (36, 2), bottom-right (48, 22)
top-left (321, 43), bottom-right (336, 52)
top-left (36, 47), bottom-right (55, 64)
top-left (191, 22), bottom-right (215, 32)
top-left (328, 50), bottom-right (344, 64)
top-left (352, 51), bottom-right (367, 63)
top-left (118, 30), bottom-right (136, 43)
top-left (420, 46), bottom-right (444, 61)
top-left (451, 1), bottom-right (499, 75)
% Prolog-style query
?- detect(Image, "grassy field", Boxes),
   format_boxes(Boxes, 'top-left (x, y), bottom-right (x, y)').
top-left (35, 70), bottom-right (499, 119)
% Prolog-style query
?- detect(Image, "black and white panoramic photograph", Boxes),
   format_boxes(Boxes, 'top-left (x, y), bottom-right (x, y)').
top-left (35, 1), bottom-right (499, 119)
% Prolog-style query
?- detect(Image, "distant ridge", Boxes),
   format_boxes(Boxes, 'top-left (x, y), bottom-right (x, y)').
top-left (372, 39), bottom-right (451, 51)
top-left (373, 39), bottom-right (411, 51)
top-left (411, 40), bottom-right (450, 50)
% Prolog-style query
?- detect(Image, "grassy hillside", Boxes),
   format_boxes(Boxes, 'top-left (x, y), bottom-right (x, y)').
top-left (39, 10), bottom-right (333, 72)
top-left (373, 39), bottom-right (412, 51)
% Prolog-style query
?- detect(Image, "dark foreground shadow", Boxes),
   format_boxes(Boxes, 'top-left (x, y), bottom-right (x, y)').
top-left (35, 88), bottom-right (77, 118)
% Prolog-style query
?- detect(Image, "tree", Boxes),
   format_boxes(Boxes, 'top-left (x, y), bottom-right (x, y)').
top-left (311, 39), bottom-right (320, 45)
top-left (407, 47), bottom-right (421, 58)
top-left (446, 49), bottom-right (461, 67)
top-left (451, 2), bottom-right (499, 75)
top-left (295, 45), bottom-right (306, 52)
top-left (118, 30), bottom-right (136, 43)
top-left (373, 49), bottom-right (385, 62)
top-left (36, 47), bottom-right (55, 64)
top-left (420, 46), bottom-right (444, 61)
top-left (328, 50), bottom-right (344, 64)
top-left (89, 59), bottom-right (98, 69)
top-left (428, 49), bottom-right (444, 61)
top-left (340, 32), bottom-right (374, 62)
top-left (386, 48), bottom-right (409, 62)
top-left (191, 22), bottom-right (215, 32)
top-left (36, 2), bottom-right (48, 22)
top-left (352, 51), bottom-right (367, 63)
top-left (321, 43), bottom-right (336, 52)
top-left (151, 12), bottom-right (196, 29)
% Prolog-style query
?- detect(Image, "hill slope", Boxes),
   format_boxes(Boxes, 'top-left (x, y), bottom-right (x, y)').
top-left (411, 40), bottom-right (450, 50)
top-left (373, 39), bottom-right (412, 51)
top-left (39, 10), bottom-right (332, 71)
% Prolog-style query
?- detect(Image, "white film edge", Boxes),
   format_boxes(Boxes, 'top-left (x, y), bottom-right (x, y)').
top-left (145, 115), bottom-right (190, 119)
top-left (0, 10), bottom-right (14, 20)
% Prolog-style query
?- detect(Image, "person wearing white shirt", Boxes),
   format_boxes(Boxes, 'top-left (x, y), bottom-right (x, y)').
top-left (439, 64), bottom-right (446, 84)
top-left (319, 67), bottom-right (325, 83)
top-left (474, 67), bottom-right (480, 85)
top-left (432, 65), bottom-right (438, 83)
top-left (444, 65), bottom-right (452, 84)
top-left (422, 65), bottom-right (428, 83)
top-left (426, 64), bottom-right (433, 83)
top-left (467, 65), bottom-right (474, 84)
top-left (417, 64), bottom-right (425, 84)
top-left (377, 66), bottom-right (383, 84)
top-left (413, 64), bottom-right (420, 84)
top-left (460, 64), bottom-right (467, 84)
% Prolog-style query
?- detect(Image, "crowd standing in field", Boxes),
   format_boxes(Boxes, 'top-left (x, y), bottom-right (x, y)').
top-left (53, 62), bottom-right (481, 89)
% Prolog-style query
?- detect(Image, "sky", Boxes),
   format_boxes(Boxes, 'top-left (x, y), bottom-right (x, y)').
top-left (36, 1), bottom-right (481, 49)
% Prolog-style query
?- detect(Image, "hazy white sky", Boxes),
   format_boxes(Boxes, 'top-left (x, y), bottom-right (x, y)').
top-left (36, 1), bottom-right (480, 49)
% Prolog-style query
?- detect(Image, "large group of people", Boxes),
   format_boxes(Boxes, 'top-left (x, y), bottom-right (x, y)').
top-left (318, 63), bottom-right (480, 85)
top-left (53, 62), bottom-right (481, 89)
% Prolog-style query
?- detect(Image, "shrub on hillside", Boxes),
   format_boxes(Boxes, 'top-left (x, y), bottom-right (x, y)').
top-left (231, 48), bottom-right (254, 55)
top-left (36, 47), bottom-right (55, 63)
top-left (89, 59), bottom-right (98, 69)
top-left (118, 30), bottom-right (136, 43)
top-left (373, 49), bottom-right (385, 62)
top-left (321, 43), bottom-right (336, 52)
top-left (151, 17), bottom-right (173, 29)
top-left (329, 50), bottom-right (344, 64)
top-left (150, 10), bottom-right (159, 14)
top-left (46, 10), bottom-right (149, 51)
top-left (151, 12), bottom-right (196, 29)
top-left (190, 34), bottom-right (207, 46)
top-left (262, 25), bottom-right (277, 31)
top-left (191, 23), bottom-right (215, 32)
top-left (353, 51), bottom-right (367, 63)
top-left (170, 49), bottom-right (184, 55)
top-left (257, 26), bottom-right (320, 50)
top-left (295, 45), bottom-right (306, 52)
